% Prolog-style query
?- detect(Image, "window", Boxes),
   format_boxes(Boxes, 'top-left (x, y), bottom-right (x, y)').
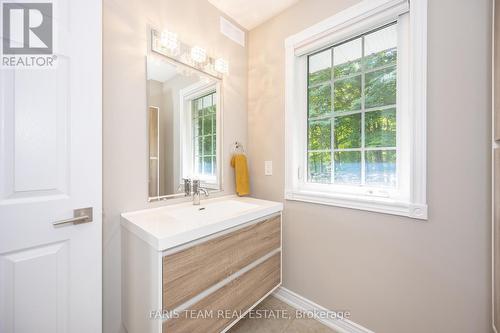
top-left (307, 24), bottom-right (397, 188)
top-left (179, 80), bottom-right (221, 190)
top-left (192, 92), bottom-right (217, 180)
top-left (284, 0), bottom-right (428, 219)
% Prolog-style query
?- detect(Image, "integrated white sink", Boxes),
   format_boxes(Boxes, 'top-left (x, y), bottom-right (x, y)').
top-left (165, 199), bottom-right (259, 222)
top-left (121, 195), bottom-right (283, 251)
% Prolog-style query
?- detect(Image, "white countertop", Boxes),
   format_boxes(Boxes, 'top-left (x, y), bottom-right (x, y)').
top-left (121, 195), bottom-right (283, 251)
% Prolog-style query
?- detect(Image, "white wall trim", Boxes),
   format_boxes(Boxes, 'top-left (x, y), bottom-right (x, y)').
top-left (283, 0), bottom-right (428, 220)
top-left (273, 287), bottom-right (374, 333)
top-left (286, 189), bottom-right (427, 219)
top-left (408, 0), bottom-right (428, 217)
top-left (492, 0), bottom-right (498, 331)
top-left (286, 0), bottom-right (409, 55)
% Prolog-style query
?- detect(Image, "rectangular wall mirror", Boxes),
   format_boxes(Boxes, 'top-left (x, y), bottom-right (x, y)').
top-left (147, 55), bottom-right (222, 200)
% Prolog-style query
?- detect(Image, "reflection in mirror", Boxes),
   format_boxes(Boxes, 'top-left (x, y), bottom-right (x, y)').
top-left (147, 56), bottom-right (221, 200)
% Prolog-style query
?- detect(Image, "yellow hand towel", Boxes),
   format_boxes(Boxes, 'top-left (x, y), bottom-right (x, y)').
top-left (230, 154), bottom-right (250, 196)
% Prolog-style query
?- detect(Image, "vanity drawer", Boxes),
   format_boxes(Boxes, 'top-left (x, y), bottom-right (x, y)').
top-left (163, 253), bottom-right (281, 333)
top-left (162, 215), bottom-right (281, 310)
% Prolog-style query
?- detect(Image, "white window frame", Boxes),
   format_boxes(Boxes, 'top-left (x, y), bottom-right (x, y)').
top-left (179, 80), bottom-right (222, 190)
top-left (284, 0), bottom-right (427, 219)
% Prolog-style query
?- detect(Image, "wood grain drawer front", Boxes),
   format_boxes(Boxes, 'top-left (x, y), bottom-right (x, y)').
top-left (162, 215), bottom-right (281, 310)
top-left (163, 253), bottom-right (281, 333)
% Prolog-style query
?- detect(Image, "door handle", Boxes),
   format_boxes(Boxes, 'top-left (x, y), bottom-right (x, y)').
top-left (53, 207), bottom-right (93, 226)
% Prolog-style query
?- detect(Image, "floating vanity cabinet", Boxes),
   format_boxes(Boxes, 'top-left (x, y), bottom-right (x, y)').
top-left (121, 196), bottom-right (283, 333)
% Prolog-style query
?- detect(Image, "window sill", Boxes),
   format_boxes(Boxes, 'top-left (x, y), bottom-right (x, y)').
top-left (285, 189), bottom-right (427, 220)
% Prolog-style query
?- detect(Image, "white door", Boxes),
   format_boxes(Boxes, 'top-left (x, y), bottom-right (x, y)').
top-left (0, 0), bottom-right (102, 332)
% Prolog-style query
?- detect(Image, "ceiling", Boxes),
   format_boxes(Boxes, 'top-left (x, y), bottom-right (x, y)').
top-left (208, 0), bottom-right (300, 30)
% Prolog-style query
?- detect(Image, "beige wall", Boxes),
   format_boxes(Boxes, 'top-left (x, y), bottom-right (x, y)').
top-left (248, 0), bottom-right (492, 332)
top-left (103, 0), bottom-right (247, 331)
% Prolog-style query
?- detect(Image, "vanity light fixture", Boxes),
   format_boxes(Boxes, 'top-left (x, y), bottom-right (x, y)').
top-left (191, 46), bottom-right (207, 63)
top-left (151, 29), bottom-right (228, 78)
top-left (214, 58), bottom-right (229, 74)
top-left (160, 30), bottom-right (178, 51)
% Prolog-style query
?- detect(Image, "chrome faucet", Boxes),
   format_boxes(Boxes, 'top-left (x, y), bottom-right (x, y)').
top-left (178, 178), bottom-right (192, 197)
top-left (192, 179), bottom-right (209, 205)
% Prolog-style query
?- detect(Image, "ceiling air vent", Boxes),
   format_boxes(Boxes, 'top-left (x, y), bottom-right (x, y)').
top-left (220, 16), bottom-right (245, 47)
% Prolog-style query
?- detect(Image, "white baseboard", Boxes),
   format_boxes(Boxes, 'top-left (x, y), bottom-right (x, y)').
top-left (273, 287), bottom-right (374, 333)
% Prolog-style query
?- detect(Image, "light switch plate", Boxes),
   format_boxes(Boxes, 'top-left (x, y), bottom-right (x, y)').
top-left (264, 161), bottom-right (273, 176)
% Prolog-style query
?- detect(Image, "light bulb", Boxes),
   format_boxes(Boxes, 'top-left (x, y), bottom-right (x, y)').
top-left (214, 58), bottom-right (229, 74)
top-left (191, 46), bottom-right (207, 63)
top-left (160, 30), bottom-right (178, 51)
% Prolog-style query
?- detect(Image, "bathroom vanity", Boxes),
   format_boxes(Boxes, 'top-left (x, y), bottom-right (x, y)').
top-left (121, 196), bottom-right (283, 333)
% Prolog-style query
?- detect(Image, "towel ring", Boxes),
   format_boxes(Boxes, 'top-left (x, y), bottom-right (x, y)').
top-left (232, 141), bottom-right (245, 154)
